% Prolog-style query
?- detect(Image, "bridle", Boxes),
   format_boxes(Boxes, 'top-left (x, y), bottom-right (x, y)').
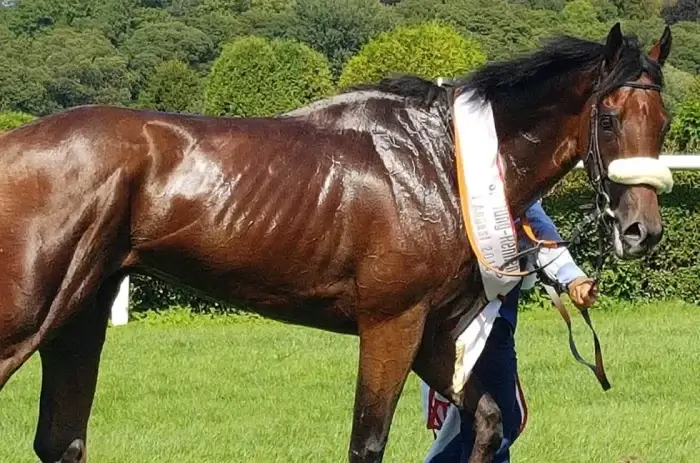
top-left (581, 74), bottom-right (664, 249)
top-left (539, 75), bottom-right (664, 392)
top-left (556, 74), bottom-right (665, 278)
top-left (441, 67), bottom-right (666, 392)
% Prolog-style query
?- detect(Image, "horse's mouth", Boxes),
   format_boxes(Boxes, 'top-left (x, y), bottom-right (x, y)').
top-left (613, 223), bottom-right (625, 259)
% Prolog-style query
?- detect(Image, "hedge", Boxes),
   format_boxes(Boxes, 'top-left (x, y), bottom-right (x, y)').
top-left (666, 95), bottom-right (700, 153)
top-left (338, 21), bottom-right (487, 88)
top-left (136, 60), bottom-right (203, 114)
top-left (0, 111), bottom-right (36, 131)
top-left (203, 35), bottom-right (335, 117)
top-left (534, 169), bottom-right (700, 305)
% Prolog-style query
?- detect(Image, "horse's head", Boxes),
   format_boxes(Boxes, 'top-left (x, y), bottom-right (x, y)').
top-left (577, 23), bottom-right (673, 260)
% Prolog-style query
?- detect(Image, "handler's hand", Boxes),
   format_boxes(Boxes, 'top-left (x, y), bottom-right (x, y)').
top-left (568, 277), bottom-right (598, 310)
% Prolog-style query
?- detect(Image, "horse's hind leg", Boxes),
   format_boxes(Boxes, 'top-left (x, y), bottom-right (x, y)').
top-left (466, 382), bottom-right (503, 463)
top-left (412, 318), bottom-right (504, 463)
top-left (0, 167), bottom-right (132, 462)
top-left (348, 301), bottom-right (428, 463)
top-left (33, 275), bottom-right (124, 463)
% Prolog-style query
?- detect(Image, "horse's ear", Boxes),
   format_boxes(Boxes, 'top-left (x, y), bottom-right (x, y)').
top-left (648, 25), bottom-right (672, 66)
top-left (604, 22), bottom-right (624, 69)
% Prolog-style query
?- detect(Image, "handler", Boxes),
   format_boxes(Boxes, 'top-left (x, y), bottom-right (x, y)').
top-left (421, 199), bottom-right (598, 462)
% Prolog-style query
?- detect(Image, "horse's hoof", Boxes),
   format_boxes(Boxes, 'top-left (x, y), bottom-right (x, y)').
top-left (58, 439), bottom-right (85, 463)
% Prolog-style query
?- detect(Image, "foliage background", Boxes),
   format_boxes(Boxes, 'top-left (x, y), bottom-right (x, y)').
top-left (0, 0), bottom-right (699, 311)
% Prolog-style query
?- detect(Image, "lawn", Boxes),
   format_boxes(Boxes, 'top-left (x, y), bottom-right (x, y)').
top-left (1, 301), bottom-right (699, 463)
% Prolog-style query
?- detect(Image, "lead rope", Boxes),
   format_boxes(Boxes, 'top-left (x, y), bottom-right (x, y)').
top-left (540, 200), bottom-right (614, 391)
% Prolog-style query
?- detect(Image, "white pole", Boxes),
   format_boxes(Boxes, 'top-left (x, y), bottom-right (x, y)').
top-left (573, 155), bottom-right (700, 170)
top-left (110, 275), bottom-right (130, 326)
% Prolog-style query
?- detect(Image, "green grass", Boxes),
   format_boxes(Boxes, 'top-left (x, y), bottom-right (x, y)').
top-left (1, 302), bottom-right (699, 462)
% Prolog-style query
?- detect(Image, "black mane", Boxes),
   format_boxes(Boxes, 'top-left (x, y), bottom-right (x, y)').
top-left (346, 34), bottom-right (663, 114)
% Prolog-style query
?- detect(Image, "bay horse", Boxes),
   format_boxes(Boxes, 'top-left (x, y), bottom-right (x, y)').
top-left (0, 23), bottom-right (672, 463)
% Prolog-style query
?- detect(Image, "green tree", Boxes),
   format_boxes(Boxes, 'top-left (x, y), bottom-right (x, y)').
top-left (131, 4), bottom-right (176, 25)
top-left (7, 0), bottom-right (81, 35)
top-left (0, 24), bottom-right (55, 114)
top-left (662, 0), bottom-right (699, 24)
top-left (392, 0), bottom-right (443, 21)
top-left (137, 60), bottom-right (203, 113)
top-left (613, 0), bottom-right (662, 20)
top-left (589, 0), bottom-right (621, 20)
top-left (284, 0), bottom-right (398, 76)
top-left (556, 0), bottom-right (610, 40)
top-left (664, 21), bottom-right (700, 75)
top-left (181, 2), bottom-right (245, 48)
top-left (31, 28), bottom-right (133, 110)
top-left (121, 20), bottom-right (215, 68)
top-left (510, 0), bottom-right (566, 12)
top-left (204, 36), bottom-right (334, 117)
top-left (72, 0), bottom-right (140, 47)
top-left (395, 0), bottom-right (560, 61)
top-left (185, 0), bottom-right (249, 14)
top-left (121, 20), bottom-right (215, 95)
top-left (237, 0), bottom-right (296, 38)
top-left (338, 21), bottom-right (486, 88)
top-left (662, 64), bottom-right (697, 112)
top-left (0, 62), bottom-right (54, 114)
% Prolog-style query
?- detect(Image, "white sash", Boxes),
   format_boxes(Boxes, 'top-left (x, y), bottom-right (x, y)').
top-left (450, 89), bottom-right (523, 394)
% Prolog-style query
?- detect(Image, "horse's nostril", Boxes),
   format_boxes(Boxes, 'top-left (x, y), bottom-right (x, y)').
top-left (622, 222), bottom-right (646, 244)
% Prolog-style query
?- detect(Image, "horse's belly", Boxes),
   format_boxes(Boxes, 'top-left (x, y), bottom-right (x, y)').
top-left (129, 166), bottom-right (367, 327)
top-left (131, 222), bottom-right (362, 333)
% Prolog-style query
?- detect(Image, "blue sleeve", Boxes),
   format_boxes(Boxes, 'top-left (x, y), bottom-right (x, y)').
top-left (523, 200), bottom-right (563, 242)
top-left (524, 201), bottom-right (586, 287)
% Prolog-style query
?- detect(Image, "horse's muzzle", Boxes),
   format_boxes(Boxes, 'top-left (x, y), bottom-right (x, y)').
top-left (606, 157), bottom-right (670, 259)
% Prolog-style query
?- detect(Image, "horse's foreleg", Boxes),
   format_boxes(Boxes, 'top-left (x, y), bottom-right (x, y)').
top-left (34, 276), bottom-right (124, 463)
top-left (348, 301), bottom-right (429, 463)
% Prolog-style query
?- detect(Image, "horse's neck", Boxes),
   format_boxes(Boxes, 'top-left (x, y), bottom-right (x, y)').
top-left (496, 94), bottom-right (592, 217)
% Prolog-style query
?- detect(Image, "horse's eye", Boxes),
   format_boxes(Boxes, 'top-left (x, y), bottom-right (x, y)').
top-left (600, 115), bottom-right (614, 131)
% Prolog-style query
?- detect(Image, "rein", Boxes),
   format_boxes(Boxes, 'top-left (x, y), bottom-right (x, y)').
top-left (441, 71), bottom-right (664, 392)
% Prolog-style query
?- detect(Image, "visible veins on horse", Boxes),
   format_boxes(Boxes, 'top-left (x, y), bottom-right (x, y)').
top-left (520, 132), bottom-right (540, 144)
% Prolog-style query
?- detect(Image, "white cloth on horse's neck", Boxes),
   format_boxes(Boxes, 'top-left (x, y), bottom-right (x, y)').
top-left (607, 157), bottom-right (673, 194)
